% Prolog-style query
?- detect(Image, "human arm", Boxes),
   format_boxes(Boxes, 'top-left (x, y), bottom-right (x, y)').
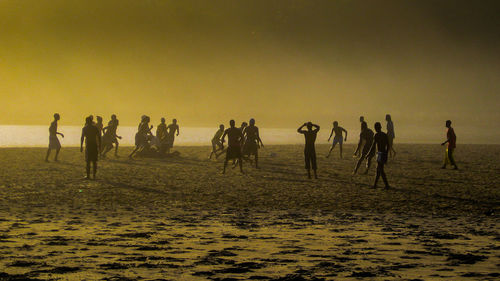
top-left (367, 136), bottom-right (377, 156)
top-left (57, 132), bottom-right (64, 138)
top-left (256, 128), bottom-right (264, 147)
top-left (80, 129), bottom-right (85, 152)
top-left (176, 125), bottom-right (180, 136)
top-left (328, 128), bottom-right (333, 141)
top-left (312, 124), bottom-right (320, 133)
top-left (297, 123), bottom-right (307, 134)
top-left (343, 128), bottom-right (348, 141)
top-left (221, 130), bottom-right (227, 143)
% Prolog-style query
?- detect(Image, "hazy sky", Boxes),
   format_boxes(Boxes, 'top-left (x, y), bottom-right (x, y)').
top-left (1, 0), bottom-right (499, 142)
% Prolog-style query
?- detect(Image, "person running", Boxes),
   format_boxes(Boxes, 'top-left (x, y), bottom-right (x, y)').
top-left (242, 118), bottom-right (264, 168)
top-left (166, 119), bottom-right (180, 153)
top-left (221, 120), bottom-right (244, 174)
top-left (45, 113), bottom-right (64, 162)
top-left (101, 115), bottom-right (122, 158)
top-left (129, 115), bottom-right (153, 158)
top-left (441, 120), bottom-right (458, 170)
top-left (81, 116), bottom-right (101, 180)
top-left (326, 121), bottom-right (348, 158)
top-left (368, 122), bottom-right (390, 188)
top-left (353, 121), bottom-right (375, 174)
top-left (386, 114), bottom-right (396, 158)
top-left (210, 124), bottom-right (225, 159)
top-left (298, 122), bottom-right (320, 179)
top-left (156, 118), bottom-right (168, 154)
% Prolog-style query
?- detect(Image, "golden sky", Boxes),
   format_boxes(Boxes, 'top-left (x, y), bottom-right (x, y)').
top-left (1, 0), bottom-right (499, 140)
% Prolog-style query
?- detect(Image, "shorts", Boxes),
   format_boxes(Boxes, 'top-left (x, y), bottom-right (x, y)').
top-left (377, 151), bottom-right (388, 164)
top-left (48, 136), bottom-right (61, 149)
top-left (135, 133), bottom-right (146, 147)
top-left (86, 144), bottom-right (99, 162)
top-left (226, 145), bottom-right (242, 160)
top-left (332, 136), bottom-right (343, 145)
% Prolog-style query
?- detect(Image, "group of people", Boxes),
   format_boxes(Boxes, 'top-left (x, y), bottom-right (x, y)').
top-left (45, 113), bottom-right (459, 183)
top-left (209, 118), bottom-right (264, 174)
top-left (128, 116), bottom-right (180, 158)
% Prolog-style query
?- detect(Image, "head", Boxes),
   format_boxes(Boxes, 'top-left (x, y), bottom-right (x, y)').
top-left (219, 124), bottom-right (224, 130)
top-left (360, 116), bottom-right (364, 123)
top-left (229, 119), bottom-right (235, 128)
top-left (333, 121), bottom-right (338, 128)
top-left (241, 122), bottom-right (247, 128)
top-left (54, 113), bottom-right (60, 121)
top-left (85, 116), bottom-right (92, 126)
top-left (446, 120), bottom-right (452, 128)
top-left (172, 119), bottom-right (177, 124)
top-left (111, 114), bottom-right (116, 120)
top-left (374, 122), bottom-right (382, 132)
top-left (141, 115), bottom-right (147, 122)
top-left (361, 121), bottom-right (367, 131)
top-left (145, 116), bottom-right (150, 123)
top-left (385, 114), bottom-right (391, 121)
top-left (88, 115), bottom-right (94, 122)
top-left (306, 122), bottom-right (313, 130)
top-left (96, 116), bottom-right (102, 123)
top-left (161, 117), bottom-right (165, 124)
top-left (249, 118), bottom-right (255, 126)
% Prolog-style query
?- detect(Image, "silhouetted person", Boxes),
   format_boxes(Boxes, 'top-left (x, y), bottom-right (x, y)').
top-left (221, 120), bottom-right (244, 174)
top-left (242, 118), bottom-right (264, 168)
top-left (101, 114), bottom-right (122, 158)
top-left (96, 116), bottom-right (104, 137)
top-left (386, 114), bottom-right (396, 158)
top-left (441, 120), bottom-right (458, 170)
top-left (81, 116), bottom-right (101, 180)
top-left (353, 121), bottom-right (375, 174)
top-left (129, 115), bottom-right (153, 158)
top-left (45, 113), bottom-right (64, 162)
top-left (166, 119), bottom-right (179, 153)
top-left (210, 124), bottom-right (225, 159)
top-left (156, 118), bottom-right (168, 154)
top-left (354, 116), bottom-right (365, 157)
top-left (298, 122), bottom-right (320, 179)
top-left (368, 122), bottom-right (390, 188)
top-left (327, 121), bottom-right (348, 159)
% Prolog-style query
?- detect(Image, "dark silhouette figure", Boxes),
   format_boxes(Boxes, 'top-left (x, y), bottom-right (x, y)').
top-left (353, 121), bottom-right (375, 174)
top-left (242, 118), bottom-right (264, 168)
top-left (210, 124), bottom-right (225, 159)
top-left (326, 121), bottom-right (348, 159)
top-left (386, 114), bottom-right (396, 158)
top-left (298, 122), bottom-right (320, 179)
top-left (166, 119), bottom-right (180, 153)
top-left (129, 115), bottom-right (153, 158)
top-left (81, 116), bottom-right (101, 180)
top-left (96, 116), bottom-right (104, 137)
top-left (441, 120), bottom-right (458, 170)
top-left (354, 116), bottom-right (365, 157)
top-left (368, 122), bottom-right (390, 188)
top-left (222, 120), bottom-right (244, 174)
top-left (156, 118), bottom-right (168, 154)
top-left (101, 114), bottom-right (121, 158)
top-left (45, 113), bottom-right (64, 162)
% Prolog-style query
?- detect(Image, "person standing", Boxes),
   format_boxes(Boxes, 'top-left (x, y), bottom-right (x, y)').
top-left (81, 116), bottom-right (101, 180)
top-left (297, 122), bottom-right (320, 179)
top-left (156, 118), bottom-right (168, 154)
top-left (353, 121), bottom-right (375, 174)
top-left (210, 124), bottom-right (225, 159)
top-left (45, 113), bottom-right (64, 162)
top-left (386, 114), bottom-right (396, 158)
top-left (441, 120), bottom-right (458, 170)
top-left (166, 119), bottom-right (180, 153)
top-left (242, 118), bottom-right (264, 168)
top-left (368, 122), bottom-right (390, 188)
top-left (326, 121), bottom-right (348, 159)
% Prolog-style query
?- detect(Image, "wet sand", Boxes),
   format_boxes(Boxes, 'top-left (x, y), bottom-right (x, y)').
top-left (0, 144), bottom-right (498, 280)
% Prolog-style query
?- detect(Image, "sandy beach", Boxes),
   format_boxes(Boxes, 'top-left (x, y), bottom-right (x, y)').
top-left (0, 144), bottom-right (498, 280)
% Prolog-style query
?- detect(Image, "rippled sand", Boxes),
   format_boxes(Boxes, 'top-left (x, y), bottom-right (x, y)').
top-left (0, 144), bottom-right (498, 280)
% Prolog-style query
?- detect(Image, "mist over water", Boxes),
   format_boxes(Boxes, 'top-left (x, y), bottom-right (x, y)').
top-left (0, 125), bottom-right (496, 147)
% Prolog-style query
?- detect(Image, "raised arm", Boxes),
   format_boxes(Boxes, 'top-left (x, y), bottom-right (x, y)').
top-left (297, 123), bottom-right (307, 133)
top-left (312, 124), bottom-right (320, 132)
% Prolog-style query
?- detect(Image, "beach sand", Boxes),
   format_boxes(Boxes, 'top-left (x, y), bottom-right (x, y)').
top-left (0, 144), bottom-right (498, 280)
